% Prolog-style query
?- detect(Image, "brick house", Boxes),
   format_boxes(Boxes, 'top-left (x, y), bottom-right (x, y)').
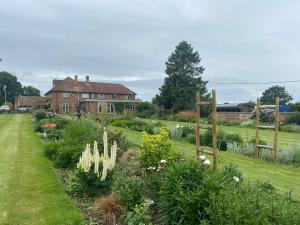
top-left (45, 75), bottom-right (138, 114)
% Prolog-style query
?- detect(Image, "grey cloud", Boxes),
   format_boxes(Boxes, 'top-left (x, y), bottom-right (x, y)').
top-left (0, 0), bottom-right (299, 101)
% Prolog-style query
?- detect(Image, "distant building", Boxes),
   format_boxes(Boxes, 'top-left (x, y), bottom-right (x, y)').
top-left (15, 96), bottom-right (48, 110)
top-left (217, 103), bottom-right (249, 112)
top-left (45, 75), bottom-right (138, 114)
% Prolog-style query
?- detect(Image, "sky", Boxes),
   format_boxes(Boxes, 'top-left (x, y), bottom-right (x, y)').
top-left (0, 0), bottom-right (299, 103)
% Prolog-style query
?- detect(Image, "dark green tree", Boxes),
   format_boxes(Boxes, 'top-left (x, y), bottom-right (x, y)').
top-left (23, 85), bottom-right (41, 96)
top-left (0, 71), bottom-right (23, 105)
top-left (155, 41), bottom-right (209, 113)
top-left (261, 85), bottom-right (293, 105)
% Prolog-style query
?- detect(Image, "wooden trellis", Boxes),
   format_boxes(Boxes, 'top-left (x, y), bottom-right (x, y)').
top-left (195, 89), bottom-right (218, 171)
top-left (255, 97), bottom-right (280, 162)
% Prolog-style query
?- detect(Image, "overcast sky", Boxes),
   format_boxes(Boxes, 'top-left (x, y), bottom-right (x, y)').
top-left (0, 0), bottom-right (299, 103)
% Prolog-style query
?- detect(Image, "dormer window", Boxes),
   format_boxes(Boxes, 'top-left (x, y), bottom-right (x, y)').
top-left (112, 94), bottom-right (117, 100)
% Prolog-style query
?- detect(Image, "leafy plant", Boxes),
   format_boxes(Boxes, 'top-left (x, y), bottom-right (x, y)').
top-left (123, 201), bottom-right (153, 225)
top-left (34, 109), bottom-right (47, 121)
top-left (113, 176), bottom-right (144, 210)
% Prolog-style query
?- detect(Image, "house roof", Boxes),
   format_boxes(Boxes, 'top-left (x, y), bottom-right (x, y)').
top-left (46, 76), bottom-right (136, 95)
top-left (16, 96), bottom-right (48, 107)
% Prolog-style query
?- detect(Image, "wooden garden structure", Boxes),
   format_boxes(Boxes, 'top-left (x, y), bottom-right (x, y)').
top-left (255, 97), bottom-right (280, 162)
top-left (195, 89), bottom-right (218, 171)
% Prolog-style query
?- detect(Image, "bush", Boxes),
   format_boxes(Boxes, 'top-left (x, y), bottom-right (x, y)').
top-left (286, 112), bottom-right (300, 125)
top-left (140, 127), bottom-right (177, 169)
top-left (44, 141), bottom-right (61, 160)
top-left (203, 182), bottom-right (300, 225)
top-left (107, 129), bottom-right (131, 151)
top-left (123, 201), bottom-right (153, 225)
top-left (66, 169), bottom-right (113, 197)
top-left (93, 194), bottom-right (126, 225)
top-left (113, 176), bottom-right (144, 210)
top-left (34, 109), bottom-right (47, 121)
top-left (158, 160), bottom-right (210, 225)
top-left (35, 118), bottom-right (50, 132)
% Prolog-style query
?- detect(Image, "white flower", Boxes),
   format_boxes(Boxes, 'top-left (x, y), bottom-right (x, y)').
top-left (233, 176), bottom-right (240, 182)
top-left (147, 167), bottom-right (156, 170)
top-left (175, 124), bottom-right (180, 129)
top-left (203, 159), bottom-right (211, 166)
top-left (160, 159), bottom-right (167, 164)
top-left (199, 155), bottom-right (206, 160)
top-left (145, 198), bottom-right (155, 206)
top-left (157, 166), bottom-right (163, 171)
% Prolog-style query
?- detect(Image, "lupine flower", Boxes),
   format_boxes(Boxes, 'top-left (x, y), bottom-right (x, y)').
top-left (233, 176), bottom-right (240, 182)
top-left (199, 155), bottom-right (206, 160)
top-left (147, 167), bottom-right (156, 170)
top-left (145, 198), bottom-right (155, 206)
top-left (203, 159), bottom-right (210, 166)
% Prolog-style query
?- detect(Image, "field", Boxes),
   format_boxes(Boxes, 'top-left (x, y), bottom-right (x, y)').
top-left (110, 124), bottom-right (300, 200)
top-left (0, 114), bottom-right (84, 225)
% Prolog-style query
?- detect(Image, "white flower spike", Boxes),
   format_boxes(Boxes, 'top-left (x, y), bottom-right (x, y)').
top-left (160, 159), bottom-right (167, 164)
top-left (203, 159), bottom-right (210, 166)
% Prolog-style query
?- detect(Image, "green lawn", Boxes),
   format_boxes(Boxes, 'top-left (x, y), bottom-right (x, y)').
top-left (0, 114), bottom-right (84, 225)
top-left (148, 119), bottom-right (300, 147)
top-left (110, 126), bottom-right (300, 200)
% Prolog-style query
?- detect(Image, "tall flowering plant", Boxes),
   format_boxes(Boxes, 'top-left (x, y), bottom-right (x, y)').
top-left (77, 128), bottom-right (117, 181)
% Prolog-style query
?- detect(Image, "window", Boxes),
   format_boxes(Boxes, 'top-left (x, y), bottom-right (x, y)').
top-left (112, 94), bottom-right (117, 100)
top-left (98, 94), bottom-right (105, 100)
top-left (125, 103), bottom-right (134, 110)
top-left (125, 95), bottom-right (131, 100)
top-left (81, 93), bottom-right (90, 99)
top-left (62, 103), bottom-right (69, 113)
top-left (107, 103), bottom-right (115, 114)
top-left (62, 92), bottom-right (70, 98)
top-left (91, 93), bottom-right (95, 99)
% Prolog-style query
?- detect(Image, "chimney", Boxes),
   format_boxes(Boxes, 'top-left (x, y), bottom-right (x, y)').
top-left (74, 75), bottom-right (78, 81)
top-left (86, 75), bottom-right (90, 82)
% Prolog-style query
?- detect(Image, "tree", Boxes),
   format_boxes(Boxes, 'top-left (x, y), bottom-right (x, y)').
top-left (261, 85), bottom-right (293, 105)
top-left (0, 71), bottom-right (23, 105)
top-left (23, 85), bottom-right (40, 96)
top-left (155, 41), bottom-right (209, 113)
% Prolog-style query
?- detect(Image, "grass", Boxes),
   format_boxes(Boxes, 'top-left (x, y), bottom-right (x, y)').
top-left (110, 125), bottom-right (300, 200)
top-left (0, 114), bottom-right (84, 225)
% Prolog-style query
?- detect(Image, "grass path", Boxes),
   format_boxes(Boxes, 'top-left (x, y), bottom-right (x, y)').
top-left (110, 126), bottom-right (300, 200)
top-left (0, 114), bottom-right (83, 225)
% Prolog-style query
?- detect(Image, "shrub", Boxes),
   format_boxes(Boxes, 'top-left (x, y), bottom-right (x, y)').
top-left (286, 112), bottom-right (300, 125)
top-left (113, 176), bottom-right (144, 210)
top-left (203, 182), bottom-right (300, 225)
top-left (44, 141), bottom-right (61, 160)
top-left (35, 118), bottom-right (50, 132)
top-left (140, 127), bottom-right (177, 169)
top-left (34, 109), bottom-right (47, 121)
top-left (158, 160), bottom-right (210, 225)
top-left (107, 129), bottom-right (131, 151)
top-left (93, 194), bottom-right (126, 225)
top-left (123, 201), bottom-right (153, 225)
top-left (66, 169), bottom-right (113, 197)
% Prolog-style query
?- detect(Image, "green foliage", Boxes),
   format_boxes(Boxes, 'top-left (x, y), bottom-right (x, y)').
top-left (66, 169), bottom-right (113, 197)
top-left (136, 101), bottom-right (156, 118)
top-left (261, 85), bottom-right (293, 105)
top-left (99, 102), bottom-right (109, 127)
top-left (286, 112), bottom-right (300, 125)
top-left (34, 109), bottom-right (47, 121)
top-left (23, 85), bottom-right (40, 96)
top-left (113, 176), bottom-right (144, 210)
top-left (111, 118), bottom-right (162, 134)
top-left (35, 118), bottom-right (50, 132)
top-left (44, 141), bottom-right (61, 161)
top-left (107, 129), bottom-right (131, 150)
top-left (140, 127), bottom-right (176, 169)
top-left (114, 102), bottom-right (125, 114)
top-left (0, 71), bottom-right (23, 105)
top-left (154, 41), bottom-right (209, 112)
top-left (291, 102), bottom-right (300, 112)
top-left (203, 182), bottom-right (300, 225)
top-left (123, 201), bottom-right (153, 225)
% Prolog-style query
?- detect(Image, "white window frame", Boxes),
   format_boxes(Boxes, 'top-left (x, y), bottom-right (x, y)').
top-left (125, 103), bottom-right (134, 110)
top-left (125, 95), bottom-right (131, 100)
top-left (107, 103), bottom-right (115, 114)
top-left (62, 92), bottom-right (70, 98)
top-left (98, 94), bottom-right (105, 100)
top-left (62, 103), bottom-right (69, 113)
top-left (81, 93), bottom-right (90, 99)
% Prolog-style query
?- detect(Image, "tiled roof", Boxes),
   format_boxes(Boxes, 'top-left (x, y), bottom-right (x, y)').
top-left (17, 96), bottom-right (48, 107)
top-left (47, 77), bottom-right (136, 95)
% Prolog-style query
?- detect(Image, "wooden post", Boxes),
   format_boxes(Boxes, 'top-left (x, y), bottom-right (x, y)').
top-left (274, 97), bottom-right (280, 162)
top-left (195, 92), bottom-right (201, 158)
top-left (255, 98), bottom-right (260, 159)
top-left (212, 90), bottom-right (217, 171)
